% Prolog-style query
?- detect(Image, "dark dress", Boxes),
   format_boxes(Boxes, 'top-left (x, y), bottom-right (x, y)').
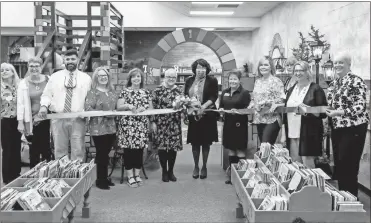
top-left (219, 85), bottom-right (251, 150)
top-left (152, 85), bottom-right (183, 151)
top-left (283, 82), bottom-right (328, 156)
top-left (184, 75), bottom-right (219, 145)
top-left (116, 88), bottom-right (151, 150)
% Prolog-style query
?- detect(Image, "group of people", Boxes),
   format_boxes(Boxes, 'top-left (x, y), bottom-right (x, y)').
top-left (1, 48), bottom-right (368, 198)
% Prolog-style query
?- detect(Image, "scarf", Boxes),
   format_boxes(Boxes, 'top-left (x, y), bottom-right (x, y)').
top-left (189, 75), bottom-right (206, 103)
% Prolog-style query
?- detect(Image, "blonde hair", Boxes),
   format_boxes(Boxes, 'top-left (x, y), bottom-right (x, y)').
top-left (285, 57), bottom-right (298, 66)
top-left (91, 66), bottom-right (114, 91)
top-left (257, 56), bottom-right (276, 77)
top-left (294, 61), bottom-right (314, 82)
top-left (1, 63), bottom-right (20, 87)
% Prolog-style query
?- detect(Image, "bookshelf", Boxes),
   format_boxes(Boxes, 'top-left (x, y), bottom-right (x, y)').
top-left (0, 164), bottom-right (96, 223)
top-left (231, 155), bottom-right (368, 223)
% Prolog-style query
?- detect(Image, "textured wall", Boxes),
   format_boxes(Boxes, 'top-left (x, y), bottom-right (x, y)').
top-left (250, 2), bottom-right (370, 80)
top-left (125, 31), bottom-right (252, 71)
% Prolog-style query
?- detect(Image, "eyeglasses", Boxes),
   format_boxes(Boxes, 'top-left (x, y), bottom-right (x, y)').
top-left (29, 65), bottom-right (41, 69)
top-left (64, 75), bottom-right (77, 89)
top-left (165, 76), bottom-right (177, 79)
top-left (294, 69), bottom-right (305, 73)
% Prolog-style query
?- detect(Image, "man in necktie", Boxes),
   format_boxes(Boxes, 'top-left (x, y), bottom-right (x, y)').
top-left (38, 49), bottom-right (92, 161)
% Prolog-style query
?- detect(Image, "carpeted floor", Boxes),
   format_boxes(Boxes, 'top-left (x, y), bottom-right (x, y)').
top-left (1, 143), bottom-right (370, 222)
top-left (73, 143), bottom-right (245, 223)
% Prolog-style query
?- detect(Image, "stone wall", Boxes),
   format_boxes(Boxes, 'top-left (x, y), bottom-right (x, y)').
top-left (250, 2), bottom-right (370, 80)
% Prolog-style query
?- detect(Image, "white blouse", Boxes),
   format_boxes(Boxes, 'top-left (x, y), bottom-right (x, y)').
top-left (287, 84), bottom-right (310, 138)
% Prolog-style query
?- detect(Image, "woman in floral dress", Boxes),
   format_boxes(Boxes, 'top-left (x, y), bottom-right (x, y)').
top-left (85, 67), bottom-right (117, 190)
top-left (152, 69), bottom-right (183, 182)
top-left (248, 56), bottom-right (286, 146)
top-left (116, 68), bottom-right (155, 188)
top-left (1, 63), bottom-right (21, 184)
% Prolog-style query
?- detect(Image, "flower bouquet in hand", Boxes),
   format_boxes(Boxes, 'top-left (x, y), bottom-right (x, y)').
top-left (172, 95), bottom-right (191, 110)
top-left (255, 100), bottom-right (273, 114)
top-left (173, 96), bottom-right (201, 115)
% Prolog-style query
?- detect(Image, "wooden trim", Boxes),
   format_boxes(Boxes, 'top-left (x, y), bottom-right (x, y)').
top-left (56, 22), bottom-right (69, 30)
top-left (109, 3), bottom-right (123, 18)
top-left (36, 29), bottom-right (56, 58)
top-left (68, 15), bottom-right (101, 20)
top-left (81, 50), bottom-right (92, 71)
top-left (41, 50), bottom-right (53, 71)
top-left (55, 9), bottom-right (70, 19)
top-left (78, 31), bottom-right (92, 62)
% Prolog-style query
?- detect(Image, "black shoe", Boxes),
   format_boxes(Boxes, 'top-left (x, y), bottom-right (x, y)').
top-left (107, 178), bottom-right (115, 186)
top-left (200, 167), bottom-right (207, 179)
top-left (96, 180), bottom-right (110, 190)
top-left (225, 180), bottom-right (232, 184)
top-left (162, 171), bottom-right (169, 182)
top-left (193, 167), bottom-right (199, 179)
top-left (168, 171), bottom-right (177, 182)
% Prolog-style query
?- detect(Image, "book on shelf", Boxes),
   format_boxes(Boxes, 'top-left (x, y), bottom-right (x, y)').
top-left (237, 159), bottom-right (256, 171)
top-left (23, 178), bottom-right (70, 198)
top-left (1, 188), bottom-right (52, 211)
top-left (258, 195), bottom-right (288, 211)
top-left (22, 155), bottom-right (95, 179)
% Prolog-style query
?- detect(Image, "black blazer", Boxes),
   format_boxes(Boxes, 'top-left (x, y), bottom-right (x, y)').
top-left (283, 82), bottom-right (328, 156)
top-left (184, 75), bottom-right (219, 109)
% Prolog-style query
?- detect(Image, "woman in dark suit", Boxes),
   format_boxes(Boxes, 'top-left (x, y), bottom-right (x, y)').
top-left (184, 58), bottom-right (219, 179)
top-left (219, 70), bottom-right (251, 184)
top-left (283, 61), bottom-right (327, 168)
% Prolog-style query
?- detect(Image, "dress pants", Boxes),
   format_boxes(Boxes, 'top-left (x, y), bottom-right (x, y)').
top-left (331, 123), bottom-right (367, 197)
top-left (51, 118), bottom-right (86, 161)
top-left (1, 117), bottom-right (22, 184)
top-left (26, 120), bottom-right (51, 168)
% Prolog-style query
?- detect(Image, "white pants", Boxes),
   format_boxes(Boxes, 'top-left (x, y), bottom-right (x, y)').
top-left (51, 118), bottom-right (86, 161)
top-left (289, 138), bottom-right (316, 168)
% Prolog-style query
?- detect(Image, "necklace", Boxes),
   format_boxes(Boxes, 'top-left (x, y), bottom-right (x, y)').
top-left (28, 75), bottom-right (45, 91)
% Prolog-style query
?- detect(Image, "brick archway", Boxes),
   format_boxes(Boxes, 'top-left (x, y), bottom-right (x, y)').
top-left (148, 28), bottom-right (237, 88)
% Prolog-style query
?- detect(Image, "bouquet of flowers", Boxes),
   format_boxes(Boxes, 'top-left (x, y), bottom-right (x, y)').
top-left (173, 95), bottom-right (202, 116)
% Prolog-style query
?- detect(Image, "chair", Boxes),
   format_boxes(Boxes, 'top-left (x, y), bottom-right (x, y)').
top-left (108, 139), bottom-right (148, 184)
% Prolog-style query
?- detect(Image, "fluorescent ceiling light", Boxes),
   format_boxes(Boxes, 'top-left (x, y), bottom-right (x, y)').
top-left (190, 11), bottom-right (234, 15)
top-left (202, 28), bottom-right (215, 31)
top-left (176, 28), bottom-right (214, 31)
top-left (192, 2), bottom-right (243, 4)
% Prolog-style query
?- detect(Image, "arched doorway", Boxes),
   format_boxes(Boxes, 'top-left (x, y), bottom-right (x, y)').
top-left (147, 28), bottom-right (238, 170)
top-left (147, 28), bottom-right (237, 89)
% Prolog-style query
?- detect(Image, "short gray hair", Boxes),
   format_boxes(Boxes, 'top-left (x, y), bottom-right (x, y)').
top-left (164, 68), bottom-right (177, 77)
top-left (335, 53), bottom-right (352, 66)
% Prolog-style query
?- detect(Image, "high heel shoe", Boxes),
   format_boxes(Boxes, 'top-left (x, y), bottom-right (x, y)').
top-left (192, 167), bottom-right (199, 179)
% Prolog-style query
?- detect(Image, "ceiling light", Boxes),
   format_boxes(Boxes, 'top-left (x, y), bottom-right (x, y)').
top-left (201, 28), bottom-right (215, 31)
top-left (176, 28), bottom-right (183, 30)
top-left (190, 11), bottom-right (234, 15)
top-left (192, 2), bottom-right (243, 4)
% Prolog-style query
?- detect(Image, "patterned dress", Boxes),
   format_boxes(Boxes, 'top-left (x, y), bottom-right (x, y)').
top-left (152, 85), bottom-right (183, 151)
top-left (1, 83), bottom-right (17, 118)
top-left (116, 88), bottom-right (152, 149)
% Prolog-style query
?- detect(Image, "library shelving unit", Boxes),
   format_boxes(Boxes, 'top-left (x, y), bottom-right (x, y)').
top-left (0, 165), bottom-right (96, 223)
top-left (231, 155), bottom-right (368, 223)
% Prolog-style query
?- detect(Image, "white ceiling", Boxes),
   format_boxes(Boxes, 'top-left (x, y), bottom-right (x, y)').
top-left (160, 2), bottom-right (283, 18)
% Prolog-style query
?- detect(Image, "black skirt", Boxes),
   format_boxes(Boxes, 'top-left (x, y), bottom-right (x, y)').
top-left (187, 112), bottom-right (218, 146)
top-left (222, 114), bottom-right (248, 150)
